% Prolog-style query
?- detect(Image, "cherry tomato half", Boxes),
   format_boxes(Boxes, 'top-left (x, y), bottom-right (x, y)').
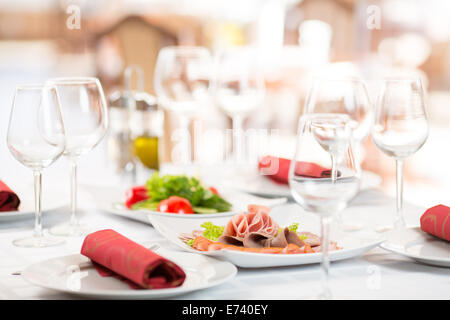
top-left (209, 186), bottom-right (219, 195)
top-left (157, 196), bottom-right (194, 214)
top-left (125, 186), bottom-right (149, 209)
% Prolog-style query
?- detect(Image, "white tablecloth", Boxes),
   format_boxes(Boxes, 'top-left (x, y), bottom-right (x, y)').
top-left (0, 177), bottom-right (449, 300)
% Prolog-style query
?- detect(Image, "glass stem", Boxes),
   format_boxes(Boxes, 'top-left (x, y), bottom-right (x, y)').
top-left (320, 215), bottom-right (332, 299)
top-left (179, 115), bottom-right (192, 164)
top-left (331, 154), bottom-right (342, 225)
top-left (395, 159), bottom-right (405, 228)
top-left (232, 115), bottom-right (243, 163)
top-left (33, 170), bottom-right (43, 238)
top-left (70, 160), bottom-right (78, 227)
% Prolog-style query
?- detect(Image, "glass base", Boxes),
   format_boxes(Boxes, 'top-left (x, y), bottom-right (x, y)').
top-left (375, 222), bottom-right (408, 233)
top-left (13, 235), bottom-right (65, 248)
top-left (49, 223), bottom-right (92, 237)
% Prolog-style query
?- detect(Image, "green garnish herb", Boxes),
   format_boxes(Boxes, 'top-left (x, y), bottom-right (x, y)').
top-left (278, 222), bottom-right (300, 235)
top-left (144, 173), bottom-right (232, 213)
top-left (186, 239), bottom-right (194, 247)
top-left (288, 222), bottom-right (299, 232)
top-left (277, 222), bottom-right (307, 241)
top-left (200, 222), bottom-right (224, 242)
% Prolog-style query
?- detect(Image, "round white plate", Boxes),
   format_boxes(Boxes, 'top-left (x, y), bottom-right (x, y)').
top-left (234, 170), bottom-right (382, 198)
top-left (380, 227), bottom-right (450, 267)
top-left (0, 188), bottom-right (67, 222)
top-left (22, 248), bottom-right (237, 299)
top-left (87, 185), bottom-right (287, 224)
top-left (148, 208), bottom-right (384, 268)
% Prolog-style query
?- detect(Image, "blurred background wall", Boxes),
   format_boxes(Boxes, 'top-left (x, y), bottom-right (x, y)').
top-left (0, 0), bottom-right (448, 207)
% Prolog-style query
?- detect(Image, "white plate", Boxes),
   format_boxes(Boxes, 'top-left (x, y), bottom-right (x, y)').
top-left (22, 248), bottom-right (237, 299)
top-left (88, 185), bottom-right (287, 224)
top-left (148, 209), bottom-right (384, 268)
top-left (0, 188), bottom-right (67, 222)
top-left (234, 170), bottom-right (382, 198)
top-left (380, 227), bottom-right (450, 267)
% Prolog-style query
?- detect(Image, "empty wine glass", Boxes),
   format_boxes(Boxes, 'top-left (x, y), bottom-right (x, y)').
top-left (47, 77), bottom-right (108, 236)
top-left (371, 77), bottom-right (428, 230)
top-left (289, 114), bottom-right (360, 299)
top-left (214, 46), bottom-right (265, 161)
top-left (304, 77), bottom-right (371, 230)
top-left (304, 76), bottom-right (372, 147)
top-left (7, 84), bottom-right (66, 247)
top-left (154, 46), bottom-right (212, 163)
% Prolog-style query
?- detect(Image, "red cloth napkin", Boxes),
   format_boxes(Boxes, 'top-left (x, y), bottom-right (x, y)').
top-left (258, 156), bottom-right (333, 184)
top-left (0, 181), bottom-right (20, 212)
top-left (81, 229), bottom-right (186, 289)
top-left (420, 205), bottom-right (450, 242)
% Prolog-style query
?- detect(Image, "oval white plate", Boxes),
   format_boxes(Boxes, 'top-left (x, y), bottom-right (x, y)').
top-left (88, 185), bottom-right (287, 224)
top-left (380, 227), bottom-right (450, 268)
top-left (22, 248), bottom-right (237, 299)
top-left (148, 209), bottom-right (384, 268)
top-left (234, 170), bottom-right (382, 198)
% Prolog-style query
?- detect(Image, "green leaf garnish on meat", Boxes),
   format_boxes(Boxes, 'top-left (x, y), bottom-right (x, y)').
top-left (200, 222), bottom-right (224, 242)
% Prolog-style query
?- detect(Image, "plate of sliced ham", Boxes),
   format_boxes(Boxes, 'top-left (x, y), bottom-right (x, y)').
top-left (148, 204), bottom-right (384, 268)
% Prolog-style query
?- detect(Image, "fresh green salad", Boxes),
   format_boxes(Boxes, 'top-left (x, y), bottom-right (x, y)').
top-left (127, 173), bottom-right (232, 214)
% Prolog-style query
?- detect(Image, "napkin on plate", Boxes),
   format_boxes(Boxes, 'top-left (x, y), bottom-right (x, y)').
top-left (420, 205), bottom-right (450, 242)
top-left (0, 181), bottom-right (20, 212)
top-left (258, 155), bottom-right (333, 184)
top-left (81, 229), bottom-right (186, 289)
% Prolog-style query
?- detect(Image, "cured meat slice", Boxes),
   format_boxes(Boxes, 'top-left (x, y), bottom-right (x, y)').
top-left (242, 228), bottom-right (305, 249)
top-left (242, 233), bottom-right (272, 248)
top-left (298, 231), bottom-right (321, 247)
top-left (271, 227), bottom-right (305, 248)
top-left (217, 235), bottom-right (244, 246)
top-left (222, 205), bottom-right (279, 241)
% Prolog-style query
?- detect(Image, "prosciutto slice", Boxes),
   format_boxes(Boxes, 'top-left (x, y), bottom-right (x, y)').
top-left (221, 205), bottom-right (279, 241)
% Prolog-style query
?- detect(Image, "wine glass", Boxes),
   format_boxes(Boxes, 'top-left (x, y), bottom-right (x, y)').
top-left (289, 114), bottom-right (360, 299)
top-left (371, 77), bottom-right (428, 230)
top-left (154, 46), bottom-right (212, 164)
top-left (214, 46), bottom-right (265, 162)
top-left (304, 77), bottom-right (371, 230)
top-left (7, 84), bottom-right (66, 247)
top-left (47, 77), bottom-right (108, 236)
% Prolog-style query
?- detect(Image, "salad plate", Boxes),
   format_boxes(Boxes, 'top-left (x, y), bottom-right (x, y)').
top-left (148, 206), bottom-right (384, 268)
top-left (22, 247), bottom-right (237, 299)
top-left (380, 227), bottom-right (450, 268)
top-left (234, 170), bottom-right (382, 198)
top-left (90, 185), bottom-right (287, 224)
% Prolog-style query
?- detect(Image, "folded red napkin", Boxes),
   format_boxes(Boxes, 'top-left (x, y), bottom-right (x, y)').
top-left (0, 181), bottom-right (20, 212)
top-left (258, 156), bottom-right (333, 184)
top-left (420, 205), bottom-right (450, 242)
top-left (81, 229), bottom-right (186, 289)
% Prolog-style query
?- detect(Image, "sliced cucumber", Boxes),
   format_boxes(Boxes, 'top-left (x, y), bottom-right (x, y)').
top-left (193, 207), bottom-right (218, 214)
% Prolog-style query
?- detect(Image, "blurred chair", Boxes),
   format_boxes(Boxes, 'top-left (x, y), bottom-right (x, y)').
top-left (95, 15), bottom-right (177, 94)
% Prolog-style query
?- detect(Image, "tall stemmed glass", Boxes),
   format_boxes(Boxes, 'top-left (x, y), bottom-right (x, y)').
top-left (214, 46), bottom-right (265, 161)
top-left (304, 77), bottom-right (371, 229)
top-left (371, 77), bottom-right (428, 230)
top-left (289, 114), bottom-right (360, 299)
top-left (47, 77), bottom-right (108, 236)
top-left (154, 46), bottom-right (212, 164)
top-left (7, 84), bottom-right (66, 247)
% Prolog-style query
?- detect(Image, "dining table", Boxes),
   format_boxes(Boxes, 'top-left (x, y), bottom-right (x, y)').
top-left (0, 158), bottom-right (449, 301)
